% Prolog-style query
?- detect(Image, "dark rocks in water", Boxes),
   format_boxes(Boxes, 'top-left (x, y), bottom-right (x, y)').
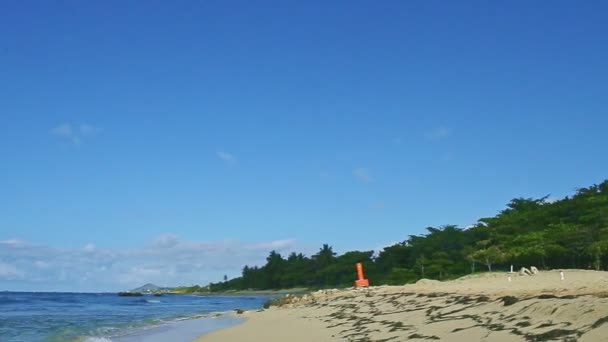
top-left (118, 292), bottom-right (143, 297)
top-left (235, 309), bottom-right (245, 314)
top-left (153, 293), bottom-right (164, 297)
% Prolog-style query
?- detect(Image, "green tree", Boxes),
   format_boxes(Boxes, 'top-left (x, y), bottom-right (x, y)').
top-left (312, 244), bottom-right (337, 285)
top-left (471, 243), bottom-right (505, 272)
top-left (415, 254), bottom-right (428, 278)
top-left (462, 245), bottom-right (477, 274)
top-left (427, 251), bottom-right (453, 279)
top-left (202, 179), bottom-right (608, 291)
top-left (588, 240), bottom-right (608, 270)
top-left (264, 250), bottom-right (285, 289)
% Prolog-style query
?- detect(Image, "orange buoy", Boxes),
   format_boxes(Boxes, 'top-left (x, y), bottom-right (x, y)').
top-left (354, 262), bottom-right (369, 287)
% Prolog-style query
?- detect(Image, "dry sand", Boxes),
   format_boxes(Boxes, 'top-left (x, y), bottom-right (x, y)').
top-left (195, 270), bottom-right (608, 341)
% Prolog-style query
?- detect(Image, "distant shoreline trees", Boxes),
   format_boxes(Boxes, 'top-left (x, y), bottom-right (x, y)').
top-left (203, 180), bottom-right (608, 292)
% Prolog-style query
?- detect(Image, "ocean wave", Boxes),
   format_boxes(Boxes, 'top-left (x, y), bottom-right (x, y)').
top-left (0, 297), bottom-right (30, 305)
top-left (117, 298), bottom-right (149, 305)
top-left (0, 292), bottom-right (267, 341)
top-left (83, 338), bottom-right (112, 342)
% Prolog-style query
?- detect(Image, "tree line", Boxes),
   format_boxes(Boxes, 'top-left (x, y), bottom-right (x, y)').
top-left (205, 180), bottom-right (608, 291)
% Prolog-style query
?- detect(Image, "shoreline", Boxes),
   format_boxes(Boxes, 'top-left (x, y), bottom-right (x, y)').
top-left (194, 270), bottom-right (608, 341)
top-left (110, 314), bottom-right (244, 342)
top-left (167, 287), bottom-right (310, 297)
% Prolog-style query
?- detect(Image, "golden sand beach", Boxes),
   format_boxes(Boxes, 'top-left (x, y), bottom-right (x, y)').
top-left (195, 270), bottom-right (608, 341)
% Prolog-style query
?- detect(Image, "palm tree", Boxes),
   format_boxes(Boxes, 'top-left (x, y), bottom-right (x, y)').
top-left (313, 244), bottom-right (336, 268)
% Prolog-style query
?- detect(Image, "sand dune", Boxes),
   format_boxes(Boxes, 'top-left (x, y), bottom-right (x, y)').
top-left (195, 270), bottom-right (608, 341)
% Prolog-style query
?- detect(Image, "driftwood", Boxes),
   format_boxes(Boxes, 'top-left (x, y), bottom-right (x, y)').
top-left (519, 267), bottom-right (532, 276)
top-left (519, 266), bottom-right (539, 276)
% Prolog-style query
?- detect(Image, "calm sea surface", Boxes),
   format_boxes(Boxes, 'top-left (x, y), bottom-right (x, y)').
top-left (0, 292), bottom-right (268, 342)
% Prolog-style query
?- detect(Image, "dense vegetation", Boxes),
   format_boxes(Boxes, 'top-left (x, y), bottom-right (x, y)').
top-left (205, 180), bottom-right (608, 291)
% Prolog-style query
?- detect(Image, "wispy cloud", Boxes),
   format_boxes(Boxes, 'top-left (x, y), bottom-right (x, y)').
top-left (251, 239), bottom-right (295, 251)
top-left (50, 122), bottom-right (101, 145)
top-left (0, 235), bottom-right (301, 291)
top-left (372, 241), bottom-right (403, 256)
top-left (543, 196), bottom-right (562, 204)
top-left (79, 124), bottom-right (101, 136)
top-left (353, 167), bottom-right (372, 183)
top-left (151, 234), bottom-right (180, 248)
top-left (0, 261), bottom-right (24, 280)
top-left (83, 243), bottom-right (96, 253)
top-left (0, 239), bottom-right (26, 247)
top-left (424, 126), bottom-right (451, 141)
top-left (216, 151), bottom-right (236, 163)
top-left (51, 123), bottom-right (78, 144)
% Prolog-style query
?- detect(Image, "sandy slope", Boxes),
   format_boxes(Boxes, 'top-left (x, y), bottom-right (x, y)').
top-left (195, 270), bottom-right (608, 341)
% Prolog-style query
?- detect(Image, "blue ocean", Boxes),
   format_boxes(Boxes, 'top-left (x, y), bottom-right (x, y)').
top-left (0, 292), bottom-right (268, 342)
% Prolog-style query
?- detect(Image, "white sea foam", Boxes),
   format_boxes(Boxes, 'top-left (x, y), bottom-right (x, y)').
top-left (84, 338), bottom-right (112, 342)
top-left (111, 316), bottom-right (244, 342)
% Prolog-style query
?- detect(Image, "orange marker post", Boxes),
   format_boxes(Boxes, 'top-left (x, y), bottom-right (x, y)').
top-left (354, 262), bottom-right (369, 288)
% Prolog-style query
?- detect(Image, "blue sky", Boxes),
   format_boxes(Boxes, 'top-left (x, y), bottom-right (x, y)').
top-left (1, 1), bottom-right (607, 291)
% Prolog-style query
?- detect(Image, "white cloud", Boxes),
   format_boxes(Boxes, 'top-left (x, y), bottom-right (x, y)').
top-left (250, 239), bottom-right (295, 251)
top-left (424, 126), bottom-right (451, 141)
top-left (0, 239), bottom-right (26, 247)
top-left (51, 122), bottom-right (101, 145)
top-left (34, 260), bottom-right (51, 269)
top-left (376, 242), bottom-right (395, 251)
top-left (0, 235), bottom-right (301, 291)
top-left (79, 123), bottom-right (101, 136)
top-left (51, 123), bottom-right (79, 145)
top-left (118, 266), bottom-right (164, 285)
top-left (543, 196), bottom-right (561, 204)
top-left (152, 234), bottom-right (179, 248)
top-left (217, 151), bottom-right (236, 163)
top-left (0, 261), bottom-right (24, 280)
top-left (51, 123), bottom-right (72, 137)
top-left (353, 167), bottom-right (372, 182)
top-left (373, 241), bottom-right (402, 253)
top-left (83, 243), bottom-right (96, 253)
